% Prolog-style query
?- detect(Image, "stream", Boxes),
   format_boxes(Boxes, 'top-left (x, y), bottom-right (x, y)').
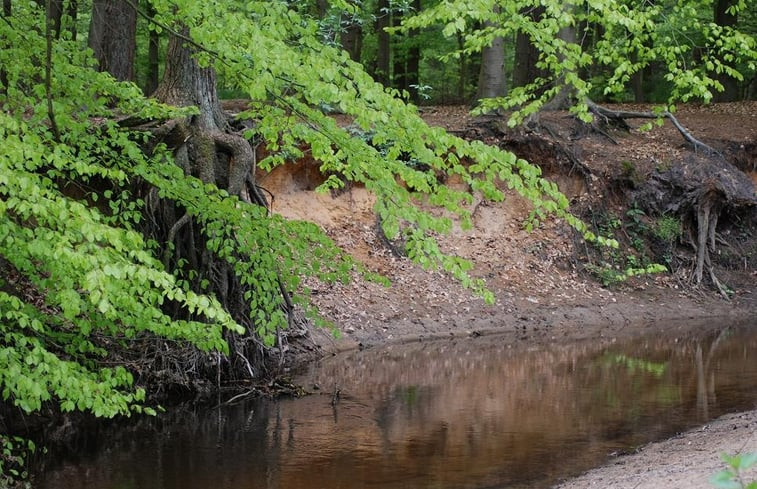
top-left (38, 320), bottom-right (757, 489)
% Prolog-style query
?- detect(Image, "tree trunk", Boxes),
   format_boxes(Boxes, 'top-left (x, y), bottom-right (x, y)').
top-left (476, 36), bottom-right (506, 100)
top-left (66, 0), bottom-right (77, 40)
top-left (145, 3), bottom-right (160, 95)
top-left (392, 7), bottom-right (407, 92)
top-left (375, 0), bottom-right (390, 85)
top-left (476, 5), bottom-right (506, 102)
top-left (340, 0), bottom-right (363, 62)
top-left (315, 0), bottom-right (329, 17)
top-left (713, 0), bottom-right (739, 102)
top-left (46, 0), bottom-right (63, 38)
top-left (406, 0), bottom-right (421, 103)
top-left (542, 7), bottom-right (577, 111)
top-left (340, 20), bottom-right (362, 62)
top-left (150, 31), bottom-right (275, 375)
top-left (456, 32), bottom-right (467, 101)
top-left (88, 0), bottom-right (138, 82)
top-left (512, 7), bottom-right (545, 89)
top-left (1, 0), bottom-right (10, 96)
top-left (152, 30), bottom-right (243, 189)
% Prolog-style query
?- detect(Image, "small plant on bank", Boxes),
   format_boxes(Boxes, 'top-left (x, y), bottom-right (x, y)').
top-left (711, 452), bottom-right (757, 489)
top-left (584, 208), bottom-right (665, 286)
top-left (654, 215), bottom-right (683, 244)
top-left (0, 436), bottom-right (35, 488)
top-left (585, 262), bottom-right (667, 287)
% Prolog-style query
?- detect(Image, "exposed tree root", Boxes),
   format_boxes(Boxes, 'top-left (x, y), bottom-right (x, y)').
top-left (129, 31), bottom-right (308, 388)
top-left (464, 104), bottom-right (755, 296)
top-left (636, 154), bottom-right (756, 297)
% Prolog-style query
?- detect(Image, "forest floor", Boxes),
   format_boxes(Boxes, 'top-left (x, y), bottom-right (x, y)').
top-left (254, 101), bottom-right (757, 489)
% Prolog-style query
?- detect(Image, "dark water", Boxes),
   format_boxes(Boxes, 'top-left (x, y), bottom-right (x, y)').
top-left (39, 320), bottom-right (757, 489)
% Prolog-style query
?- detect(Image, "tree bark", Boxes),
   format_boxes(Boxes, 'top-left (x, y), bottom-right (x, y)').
top-left (542, 15), bottom-right (577, 110)
top-left (88, 0), bottom-right (138, 82)
top-left (392, 7), bottom-right (407, 92)
top-left (340, 22), bottom-right (362, 62)
top-left (476, 5), bottom-right (506, 103)
top-left (340, 1), bottom-right (363, 63)
top-left (512, 7), bottom-right (545, 90)
top-left (1, 0), bottom-right (10, 96)
top-left (406, 0), bottom-right (421, 102)
top-left (375, 0), bottom-right (390, 85)
top-left (145, 3), bottom-right (160, 95)
top-left (46, 0), bottom-right (63, 38)
top-left (456, 32), bottom-right (467, 101)
top-left (476, 36), bottom-right (506, 100)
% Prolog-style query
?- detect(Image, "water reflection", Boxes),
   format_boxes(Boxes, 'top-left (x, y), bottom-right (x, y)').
top-left (39, 321), bottom-right (757, 489)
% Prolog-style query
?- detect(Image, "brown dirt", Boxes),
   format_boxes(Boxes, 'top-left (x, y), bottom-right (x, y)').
top-left (259, 102), bottom-right (757, 488)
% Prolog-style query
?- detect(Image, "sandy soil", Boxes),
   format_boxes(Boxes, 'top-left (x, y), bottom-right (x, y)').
top-left (555, 410), bottom-right (757, 489)
top-left (258, 102), bottom-right (757, 488)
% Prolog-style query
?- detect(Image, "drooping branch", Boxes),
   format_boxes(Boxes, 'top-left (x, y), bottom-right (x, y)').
top-left (586, 100), bottom-right (720, 156)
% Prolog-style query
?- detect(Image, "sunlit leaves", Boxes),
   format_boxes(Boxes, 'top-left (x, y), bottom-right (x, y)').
top-left (0, 0), bottom-right (625, 434)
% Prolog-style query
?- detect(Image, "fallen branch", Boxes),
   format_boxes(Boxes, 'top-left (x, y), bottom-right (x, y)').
top-left (586, 100), bottom-right (720, 156)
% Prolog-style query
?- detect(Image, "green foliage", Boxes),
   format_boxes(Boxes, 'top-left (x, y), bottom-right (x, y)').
top-left (586, 262), bottom-right (667, 286)
top-left (0, 3), bottom-right (244, 421)
top-left (401, 0), bottom-right (757, 121)
top-left (584, 208), bottom-right (667, 286)
top-left (711, 453), bottom-right (757, 489)
top-left (0, 436), bottom-right (35, 487)
top-left (654, 215), bottom-right (683, 244)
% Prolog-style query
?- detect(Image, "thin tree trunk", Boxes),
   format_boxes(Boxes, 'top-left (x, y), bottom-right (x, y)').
top-left (456, 32), bottom-right (467, 101)
top-left (542, 5), bottom-right (577, 111)
top-left (340, 21), bottom-right (362, 62)
top-left (406, 0), bottom-right (421, 102)
top-left (145, 3), bottom-right (160, 95)
top-left (1, 0), bottom-right (10, 95)
top-left (340, 0), bottom-right (363, 62)
top-left (66, 0), bottom-right (77, 40)
top-left (315, 0), bottom-right (328, 17)
top-left (375, 0), bottom-right (390, 85)
top-left (392, 7), bottom-right (407, 92)
top-left (88, 0), bottom-right (138, 82)
top-left (46, 0), bottom-right (63, 38)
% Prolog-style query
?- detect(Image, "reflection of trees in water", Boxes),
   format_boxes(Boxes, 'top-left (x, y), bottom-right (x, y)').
top-left (281, 324), bottom-right (757, 488)
top-left (695, 327), bottom-right (737, 420)
top-left (40, 324), bottom-right (757, 489)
